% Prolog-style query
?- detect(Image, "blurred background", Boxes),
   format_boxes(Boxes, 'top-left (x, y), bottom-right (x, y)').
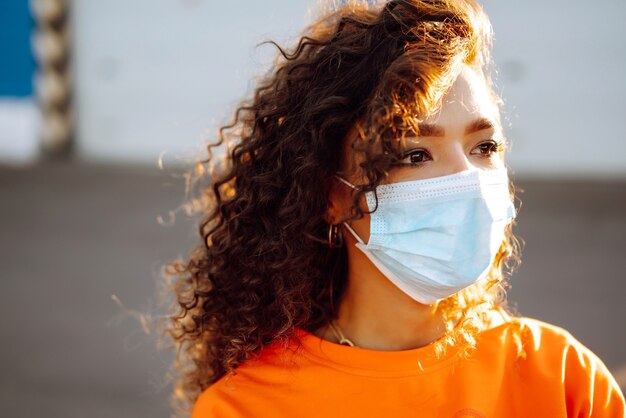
top-left (1, 0), bottom-right (624, 417)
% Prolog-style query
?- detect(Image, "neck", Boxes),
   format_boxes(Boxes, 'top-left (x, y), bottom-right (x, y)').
top-left (318, 236), bottom-right (455, 351)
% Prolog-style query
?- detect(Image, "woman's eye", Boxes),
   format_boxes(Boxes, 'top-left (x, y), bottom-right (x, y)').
top-left (471, 140), bottom-right (502, 157)
top-left (401, 149), bottom-right (432, 165)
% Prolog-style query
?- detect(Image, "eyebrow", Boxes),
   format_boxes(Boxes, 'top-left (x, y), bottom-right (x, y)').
top-left (464, 117), bottom-right (497, 135)
top-left (412, 117), bottom-right (497, 137)
top-left (415, 123), bottom-right (445, 137)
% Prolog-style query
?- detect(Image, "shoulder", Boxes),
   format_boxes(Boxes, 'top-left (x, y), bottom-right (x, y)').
top-left (480, 314), bottom-right (621, 388)
top-left (191, 384), bottom-right (221, 418)
top-left (496, 315), bottom-right (606, 367)
top-left (477, 313), bottom-right (580, 358)
top-left (509, 315), bottom-right (581, 350)
top-left (498, 316), bottom-right (625, 417)
top-left (191, 369), bottom-right (270, 418)
top-left (191, 338), bottom-right (307, 418)
top-left (481, 313), bottom-right (589, 351)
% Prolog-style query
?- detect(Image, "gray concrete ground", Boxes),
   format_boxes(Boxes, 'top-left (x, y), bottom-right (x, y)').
top-left (1, 160), bottom-right (625, 417)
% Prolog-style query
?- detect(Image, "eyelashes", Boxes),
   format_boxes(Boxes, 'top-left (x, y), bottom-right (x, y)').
top-left (472, 140), bottom-right (503, 157)
top-left (398, 140), bottom-right (504, 167)
top-left (403, 149), bottom-right (430, 165)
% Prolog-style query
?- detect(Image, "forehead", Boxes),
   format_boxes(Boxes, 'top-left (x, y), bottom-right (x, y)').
top-left (339, 66), bottom-right (501, 173)
top-left (421, 65), bottom-right (499, 130)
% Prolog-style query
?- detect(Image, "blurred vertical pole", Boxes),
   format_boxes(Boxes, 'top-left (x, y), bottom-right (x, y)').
top-left (31, 0), bottom-right (73, 157)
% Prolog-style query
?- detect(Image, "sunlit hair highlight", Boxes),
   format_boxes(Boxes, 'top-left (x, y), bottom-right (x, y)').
top-left (161, 1), bottom-right (523, 416)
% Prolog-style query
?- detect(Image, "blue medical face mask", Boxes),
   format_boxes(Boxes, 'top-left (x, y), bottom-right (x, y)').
top-left (334, 167), bottom-right (516, 304)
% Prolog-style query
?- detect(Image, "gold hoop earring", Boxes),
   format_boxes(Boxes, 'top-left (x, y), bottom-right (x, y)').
top-left (327, 223), bottom-right (344, 249)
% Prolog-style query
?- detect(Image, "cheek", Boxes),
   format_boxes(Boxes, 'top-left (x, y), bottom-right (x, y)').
top-left (385, 164), bottom-right (447, 183)
top-left (473, 149), bottom-right (506, 170)
top-left (492, 150), bottom-right (507, 168)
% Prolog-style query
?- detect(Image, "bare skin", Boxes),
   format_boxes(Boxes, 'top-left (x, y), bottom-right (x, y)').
top-left (313, 64), bottom-right (507, 350)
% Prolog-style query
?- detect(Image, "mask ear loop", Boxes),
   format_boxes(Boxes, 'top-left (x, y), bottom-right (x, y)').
top-left (342, 221), bottom-right (365, 246)
top-left (333, 174), bottom-right (366, 246)
top-left (333, 174), bottom-right (358, 190)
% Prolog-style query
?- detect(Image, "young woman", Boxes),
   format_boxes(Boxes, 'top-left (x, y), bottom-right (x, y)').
top-left (165, 0), bottom-right (625, 416)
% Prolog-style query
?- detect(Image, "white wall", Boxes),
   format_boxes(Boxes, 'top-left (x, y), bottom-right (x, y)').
top-left (72, 0), bottom-right (312, 167)
top-left (482, 0), bottom-right (626, 179)
top-left (72, 0), bottom-right (626, 178)
top-left (0, 98), bottom-right (39, 165)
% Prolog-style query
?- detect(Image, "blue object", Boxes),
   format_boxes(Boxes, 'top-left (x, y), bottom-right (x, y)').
top-left (336, 167), bottom-right (517, 304)
top-left (0, 0), bottom-right (35, 97)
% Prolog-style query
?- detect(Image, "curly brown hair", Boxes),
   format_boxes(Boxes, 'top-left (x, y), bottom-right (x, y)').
top-left (162, 0), bottom-right (523, 416)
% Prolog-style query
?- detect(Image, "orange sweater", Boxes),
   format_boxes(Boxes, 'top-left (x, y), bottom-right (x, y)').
top-left (192, 316), bottom-right (625, 417)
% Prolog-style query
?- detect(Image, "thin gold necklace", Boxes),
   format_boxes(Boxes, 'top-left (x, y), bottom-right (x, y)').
top-left (329, 320), bottom-right (357, 347)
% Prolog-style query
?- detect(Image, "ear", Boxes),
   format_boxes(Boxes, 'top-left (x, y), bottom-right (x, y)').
top-left (323, 178), bottom-right (345, 224)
